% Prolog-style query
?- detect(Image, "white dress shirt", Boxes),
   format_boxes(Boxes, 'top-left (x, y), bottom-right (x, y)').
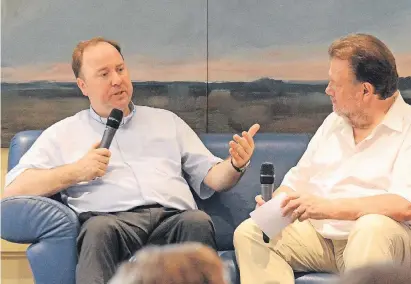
top-left (5, 104), bottom-right (223, 213)
top-left (281, 94), bottom-right (411, 240)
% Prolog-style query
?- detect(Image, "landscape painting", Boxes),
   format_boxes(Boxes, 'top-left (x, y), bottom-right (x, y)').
top-left (2, 0), bottom-right (411, 147)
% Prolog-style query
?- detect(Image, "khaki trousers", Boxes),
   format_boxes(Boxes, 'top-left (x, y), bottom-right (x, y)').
top-left (234, 214), bottom-right (411, 284)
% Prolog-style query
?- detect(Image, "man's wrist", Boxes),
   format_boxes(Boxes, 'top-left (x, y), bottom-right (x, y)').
top-left (230, 158), bottom-right (250, 173)
top-left (66, 163), bottom-right (83, 184)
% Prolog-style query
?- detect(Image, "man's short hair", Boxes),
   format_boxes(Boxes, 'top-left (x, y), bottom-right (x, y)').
top-left (328, 33), bottom-right (398, 99)
top-left (72, 37), bottom-right (123, 79)
top-left (108, 243), bottom-right (227, 284)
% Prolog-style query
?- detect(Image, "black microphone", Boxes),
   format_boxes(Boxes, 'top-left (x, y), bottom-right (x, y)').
top-left (99, 108), bottom-right (123, 149)
top-left (260, 162), bottom-right (275, 243)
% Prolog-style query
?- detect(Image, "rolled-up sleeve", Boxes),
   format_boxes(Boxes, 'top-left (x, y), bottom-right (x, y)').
top-left (5, 128), bottom-right (58, 189)
top-left (174, 115), bottom-right (223, 199)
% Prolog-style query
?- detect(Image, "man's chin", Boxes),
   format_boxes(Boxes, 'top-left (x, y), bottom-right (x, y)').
top-left (332, 105), bottom-right (339, 114)
top-left (112, 98), bottom-right (131, 109)
top-left (112, 102), bottom-right (132, 115)
top-left (333, 107), bottom-right (346, 118)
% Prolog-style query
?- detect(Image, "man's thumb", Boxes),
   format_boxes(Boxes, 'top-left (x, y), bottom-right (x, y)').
top-left (91, 141), bottom-right (101, 150)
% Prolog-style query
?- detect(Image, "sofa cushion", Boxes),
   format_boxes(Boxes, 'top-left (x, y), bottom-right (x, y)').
top-left (295, 272), bottom-right (339, 284)
top-left (218, 250), bottom-right (240, 284)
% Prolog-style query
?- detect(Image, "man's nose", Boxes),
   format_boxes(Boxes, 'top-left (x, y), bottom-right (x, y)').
top-left (325, 84), bottom-right (332, 96)
top-left (111, 72), bottom-right (122, 85)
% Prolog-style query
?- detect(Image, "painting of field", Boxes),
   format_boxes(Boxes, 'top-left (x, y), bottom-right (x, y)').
top-left (2, 78), bottom-right (411, 147)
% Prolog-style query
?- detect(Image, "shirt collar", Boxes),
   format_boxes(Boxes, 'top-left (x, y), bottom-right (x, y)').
top-left (379, 92), bottom-right (407, 132)
top-left (89, 102), bottom-right (136, 127)
top-left (331, 91), bottom-right (407, 134)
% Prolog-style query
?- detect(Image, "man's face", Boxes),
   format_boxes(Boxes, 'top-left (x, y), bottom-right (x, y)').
top-left (325, 58), bottom-right (365, 120)
top-left (77, 42), bottom-right (134, 117)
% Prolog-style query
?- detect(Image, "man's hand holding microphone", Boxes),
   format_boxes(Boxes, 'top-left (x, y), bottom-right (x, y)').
top-left (72, 108), bottom-right (123, 183)
top-left (72, 142), bottom-right (111, 183)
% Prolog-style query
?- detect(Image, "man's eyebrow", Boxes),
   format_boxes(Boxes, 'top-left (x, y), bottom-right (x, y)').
top-left (97, 66), bottom-right (109, 73)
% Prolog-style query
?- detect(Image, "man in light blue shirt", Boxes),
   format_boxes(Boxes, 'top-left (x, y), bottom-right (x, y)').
top-left (4, 37), bottom-right (260, 284)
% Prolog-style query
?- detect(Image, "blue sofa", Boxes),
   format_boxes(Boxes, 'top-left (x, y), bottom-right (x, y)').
top-left (1, 130), bottom-right (338, 284)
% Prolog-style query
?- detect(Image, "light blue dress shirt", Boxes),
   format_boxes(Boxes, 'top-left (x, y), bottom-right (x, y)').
top-left (5, 104), bottom-right (223, 213)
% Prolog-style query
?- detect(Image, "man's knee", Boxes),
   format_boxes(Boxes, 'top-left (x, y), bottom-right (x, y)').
top-left (351, 214), bottom-right (403, 237)
top-left (233, 218), bottom-right (259, 247)
top-left (79, 215), bottom-right (120, 241)
top-left (179, 210), bottom-right (214, 231)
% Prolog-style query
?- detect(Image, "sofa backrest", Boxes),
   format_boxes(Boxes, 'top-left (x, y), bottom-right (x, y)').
top-left (8, 130), bottom-right (44, 171)
top-left (7, 130), bottom-right (311, 251)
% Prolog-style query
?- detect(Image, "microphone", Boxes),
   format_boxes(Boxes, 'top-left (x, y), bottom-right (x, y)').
top-left (260, 162), bottom-right (275, 243)
top-left (99, 108), bottom-right (124, 149)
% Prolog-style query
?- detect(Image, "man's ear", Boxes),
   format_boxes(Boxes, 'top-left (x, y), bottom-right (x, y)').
top-left (361, 82), bottom-right (375, 102)
top-left (363, 82), bottom-right (375, 96)
top-left (76, 77), bottom-right (88, 97)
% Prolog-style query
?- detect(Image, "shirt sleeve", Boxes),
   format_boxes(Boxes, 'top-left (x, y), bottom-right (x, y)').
top-left (388, 130), bottom-right (411, 202)
top-left (281, 113), bottom-right (336, 191)
top-left (174, 115), bottom-right (223, 199)
top-left (4, 127), bottom-right (60, 189)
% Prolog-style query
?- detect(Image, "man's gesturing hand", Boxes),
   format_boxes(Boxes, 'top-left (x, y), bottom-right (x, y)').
top-left (229, 124), bottom-right (260, 169)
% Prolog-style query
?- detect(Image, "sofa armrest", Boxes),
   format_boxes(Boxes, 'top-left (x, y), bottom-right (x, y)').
top-left (1, 196), bottom-right (80, 243)
top-left (1, 196), bottom-right (80, 284)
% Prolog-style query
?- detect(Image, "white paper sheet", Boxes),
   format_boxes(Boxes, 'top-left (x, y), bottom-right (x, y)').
top-left (250, 192), bottom-right (292, 238)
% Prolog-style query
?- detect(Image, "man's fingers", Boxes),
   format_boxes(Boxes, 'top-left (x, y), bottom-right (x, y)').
top-left (94, 148), bottom-right (111, 157)
top-left (247, 124), bottom-right (260, 138)
top-left (91, 141), bottom-right (101, 150)
top-left (290, 206), bottom-right (306, 222)
top-left (229, 148), bottom-right (245, 164)
top-left (96, 168), bottom-right (106, 177)
top-left (280, 193), bottom-right (300, 208)
top-left (255, 195), bottom-right (265, 206)
top-left (233, 135), bottom-right (252, 155)
top-left (229, 141), bottom-right (248, 160)
top-left (242, 131), bottom-right (254, 148)
top-left (298, 210), bottom-right (309, 222)
top-left (96, 155), bottom-right (110, 165)
top-left (282, 199), bottom-right (300, 217)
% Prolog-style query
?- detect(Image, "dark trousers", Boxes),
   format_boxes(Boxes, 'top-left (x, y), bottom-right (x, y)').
top-left (76, 205), bottom-right (217, 284)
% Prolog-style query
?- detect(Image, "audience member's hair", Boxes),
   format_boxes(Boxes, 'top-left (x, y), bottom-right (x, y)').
top-left (328, 33), bottom-right (398, 99)
top-left (108, 243), bottom-right (228, 284)
top-left (339, 263), bottom-right (411, 284)
top-left (72, 37), bottom-right (123, 79)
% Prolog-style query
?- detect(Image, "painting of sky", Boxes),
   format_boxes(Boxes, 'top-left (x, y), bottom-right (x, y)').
top-left (2, 0), bottom-right (410, 82)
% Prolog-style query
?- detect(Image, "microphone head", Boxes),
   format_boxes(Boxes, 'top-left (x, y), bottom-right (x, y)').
top-left (106, 108), bottom-right (123, 129)
top-left (260, 162), bottom-right (274, 184)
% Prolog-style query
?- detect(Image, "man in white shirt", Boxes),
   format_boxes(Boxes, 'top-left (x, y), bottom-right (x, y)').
top-left (3, 37), bottom-right (260, 284)
top-left (234, 33), bottom-right (411, 284)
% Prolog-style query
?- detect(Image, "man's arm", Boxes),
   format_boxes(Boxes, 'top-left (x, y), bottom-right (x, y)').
top-left (283, 130), bottom-right (411, 223)
top-left (3, 165), bottom-right (82, 198)
top-left (281, 192), bottom-right (411, 223)
top-left (3, 142), bottom-right (111, 199)
top-left (203, 124), bottom-right (260, 192)
top-left (202, 158), bottom-right (242, 192)
top-left (328, 194), bottom-right (411, 222)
